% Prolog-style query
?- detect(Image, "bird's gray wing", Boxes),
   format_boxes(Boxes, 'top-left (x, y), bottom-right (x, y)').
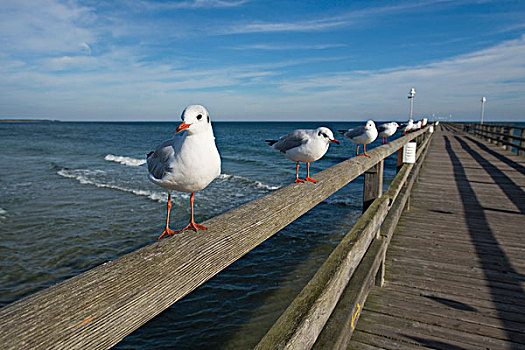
top-left (147, 140), bottom-right (175, 180)
top-left (273, 129), bottom-right (309, 153)
top-left (345, 127), bottom-right (365, 139)
top-left (377, 124), bottom-right (388, 133)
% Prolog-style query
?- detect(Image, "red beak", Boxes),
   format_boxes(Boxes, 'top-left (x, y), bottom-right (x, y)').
top-left (331, 138), bottom-right (340, 144)
top-left (175, 122), bottom-right (191, 133)
top-left (364, 126), bottom-right (369, 130)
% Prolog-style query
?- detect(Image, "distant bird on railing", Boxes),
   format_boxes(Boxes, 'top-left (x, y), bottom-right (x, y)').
top-left (377, 122), bottom-right (399, 144)
top-left (421, 118), bottom-right (428, 127)
top-left (147, 105), bottom-right (221, 240)
top-left (413, 120), bottom-right (422, 131)
top-left (400, 119), bottom-right (414, 135)
top-left (339, 120), bottom-right (378, 157)
top-left (266, 127), bottom-right (339, 183)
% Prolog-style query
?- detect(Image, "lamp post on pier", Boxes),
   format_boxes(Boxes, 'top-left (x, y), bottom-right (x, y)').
top-left (408, 88), bottom-right (416, 121)
top-left (480, 96), bottom-right (486, 124)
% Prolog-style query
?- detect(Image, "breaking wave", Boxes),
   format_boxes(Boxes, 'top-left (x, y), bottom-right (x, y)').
top-left (219, 173), bottom-right (281, 191)
top-left (104, 154), bottom-right (145, 167)
top-left (57, 169), bottom-right (168, 202)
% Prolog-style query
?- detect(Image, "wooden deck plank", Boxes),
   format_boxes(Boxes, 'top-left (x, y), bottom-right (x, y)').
top-left (365, 289), bottom-right (525, 334)
top-left (348, 126), bottom-right (525, 349)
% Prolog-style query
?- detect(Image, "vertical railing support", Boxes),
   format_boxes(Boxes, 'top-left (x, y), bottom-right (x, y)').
top-left (507, 128), bottom-right (515, 152)
top-left (518, 129), bottom-right (525, 156)
top-left (363, 160), bottom-right (384, 213)
top-left (375, 249), bottom-right (386, 287)
top-left (498, 126), bottom-right (505, 147)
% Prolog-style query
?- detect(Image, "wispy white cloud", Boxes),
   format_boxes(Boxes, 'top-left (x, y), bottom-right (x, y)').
top-left (0, 0), bottom-right (97, 55)
top-left (217, 0), bottom-right (473, 35)
top-left (271, 35), bottom-right (525, 120)
top-left (229, 43), bottom-right (347, 51)
top-left (3, 35), bottom-right (524, 120)
top-left (130, 0), bottom-right (251, 11)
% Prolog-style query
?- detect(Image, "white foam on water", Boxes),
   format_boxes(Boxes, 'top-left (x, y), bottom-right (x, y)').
top-left (104, 154), bottom-right (145, 167)
top-left (219, 173), bottom-right (281, 191)
top-left (0, 208), bottom-right (7, 220)
top-left (57, 169), bottom-right (168, 202)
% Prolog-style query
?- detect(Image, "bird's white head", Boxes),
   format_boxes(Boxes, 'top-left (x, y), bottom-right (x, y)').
top-left (316, 127), bottom-right (339, 144)
top-left (391, 122), bottom-right (399, 128)
top-left (176, 105), bottom-right (212, 135)
top-left (364, 120), bottom-right (376, 130)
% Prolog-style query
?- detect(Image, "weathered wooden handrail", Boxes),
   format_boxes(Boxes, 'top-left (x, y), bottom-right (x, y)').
top-left (449, 122), bottom-right (525, 156)
top-left (0, 126), bottom-right (431, 350)
top-left (255, 129), bottom-right (434, 349)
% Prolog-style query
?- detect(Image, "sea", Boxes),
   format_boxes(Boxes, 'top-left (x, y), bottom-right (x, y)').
top-left (0, 121), bottom-right (427, 349)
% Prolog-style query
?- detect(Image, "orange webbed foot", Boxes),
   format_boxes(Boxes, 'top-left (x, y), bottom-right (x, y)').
top-left (174, 221), bottom-right (208, 233)
top-left (295, 178), bottom-right (306, 183)
top-left (158, 227), bottom-right (177, 240)
top-left (305, 177), bottom-right (318, 183)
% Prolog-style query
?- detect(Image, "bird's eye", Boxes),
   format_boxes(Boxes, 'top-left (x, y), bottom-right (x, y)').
top-left (196, 114), bottom-right (202, 120)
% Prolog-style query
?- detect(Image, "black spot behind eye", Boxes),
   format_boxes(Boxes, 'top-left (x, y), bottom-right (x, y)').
top-left (196, 114), bottom-right (202, 120)
top-left (318, 131), bottom-right (322, 136)
top-left (207, 115), bottom-right (210, 123)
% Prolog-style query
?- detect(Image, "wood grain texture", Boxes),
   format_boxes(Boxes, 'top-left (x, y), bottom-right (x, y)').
top-left (348, 124), bottom-right (525, 349)
top-left (0, 128), bottom-right (430, 349)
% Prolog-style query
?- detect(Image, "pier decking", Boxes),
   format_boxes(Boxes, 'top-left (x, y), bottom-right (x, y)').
top-left (348, 125), bottom-right (525, 349)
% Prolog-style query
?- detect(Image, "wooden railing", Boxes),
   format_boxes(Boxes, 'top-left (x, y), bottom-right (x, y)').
top-left (0, 125), bottom-right (434, 350)
top-left (455, 122), bottom-right (525, 156)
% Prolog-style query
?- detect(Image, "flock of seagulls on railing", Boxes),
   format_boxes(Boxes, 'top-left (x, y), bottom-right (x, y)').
top-left (146, 104), bottom-right (434, 239)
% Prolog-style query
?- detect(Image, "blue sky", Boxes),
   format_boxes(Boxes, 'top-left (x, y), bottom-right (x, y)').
top-left (1, 0), bottom-right (524, 121)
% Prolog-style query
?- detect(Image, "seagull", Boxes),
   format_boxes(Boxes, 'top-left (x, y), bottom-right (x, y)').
top-left (340, 120), bottom-right (378, 157)
top-left (147, 105), bottom-right (221, 240)
top-left (400, 119), bottom-right (414, 135)
top-left (421, 118), bottom-right (428, 127)
top-left (266, 127), bottom-right (339, 183)
top-left (413, 120), bottom-right (422, 131)
top-left (377, 122), bottom-right (399, 144)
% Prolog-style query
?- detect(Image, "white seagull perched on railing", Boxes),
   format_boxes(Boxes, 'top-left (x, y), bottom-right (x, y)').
top-left (377, 122), bottom-right (399, 144)
top-left (340, 120), bottom-right (378, 157)
top-left (400, 119), bottom-right (414, 135)
top-left (266, 127), bottom-right (339, 183)
top-left (147, 105), bottom-right (221, 240)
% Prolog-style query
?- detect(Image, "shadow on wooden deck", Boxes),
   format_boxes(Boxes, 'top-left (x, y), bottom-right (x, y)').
top-left (444, 135), bottom-right (525, 346)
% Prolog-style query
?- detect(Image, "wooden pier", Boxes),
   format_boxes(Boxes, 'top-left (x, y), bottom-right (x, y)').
top-left (344, 124), bottom-right (525, 349)
top-left (1, 122), bottom-right (523, 349)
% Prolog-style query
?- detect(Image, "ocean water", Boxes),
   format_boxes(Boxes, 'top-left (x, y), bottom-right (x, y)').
top-left (1, 121), bottom-right (402, 349)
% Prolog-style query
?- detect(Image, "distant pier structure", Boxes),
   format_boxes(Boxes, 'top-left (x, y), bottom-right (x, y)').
top-left (0, 122), bottom-right (524, 349)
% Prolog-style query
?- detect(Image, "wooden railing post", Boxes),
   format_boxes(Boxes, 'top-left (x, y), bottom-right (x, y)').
top-left (507, 128), bottom-right (515, 152)
top-left (518, 129), bottom-right (525, 156)
top-left (375, 249), bottom-right (386, 287)
top-left (498, 126), bottom-right (505, 147)
top-left (363, 160), bottom-right (384, 213)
